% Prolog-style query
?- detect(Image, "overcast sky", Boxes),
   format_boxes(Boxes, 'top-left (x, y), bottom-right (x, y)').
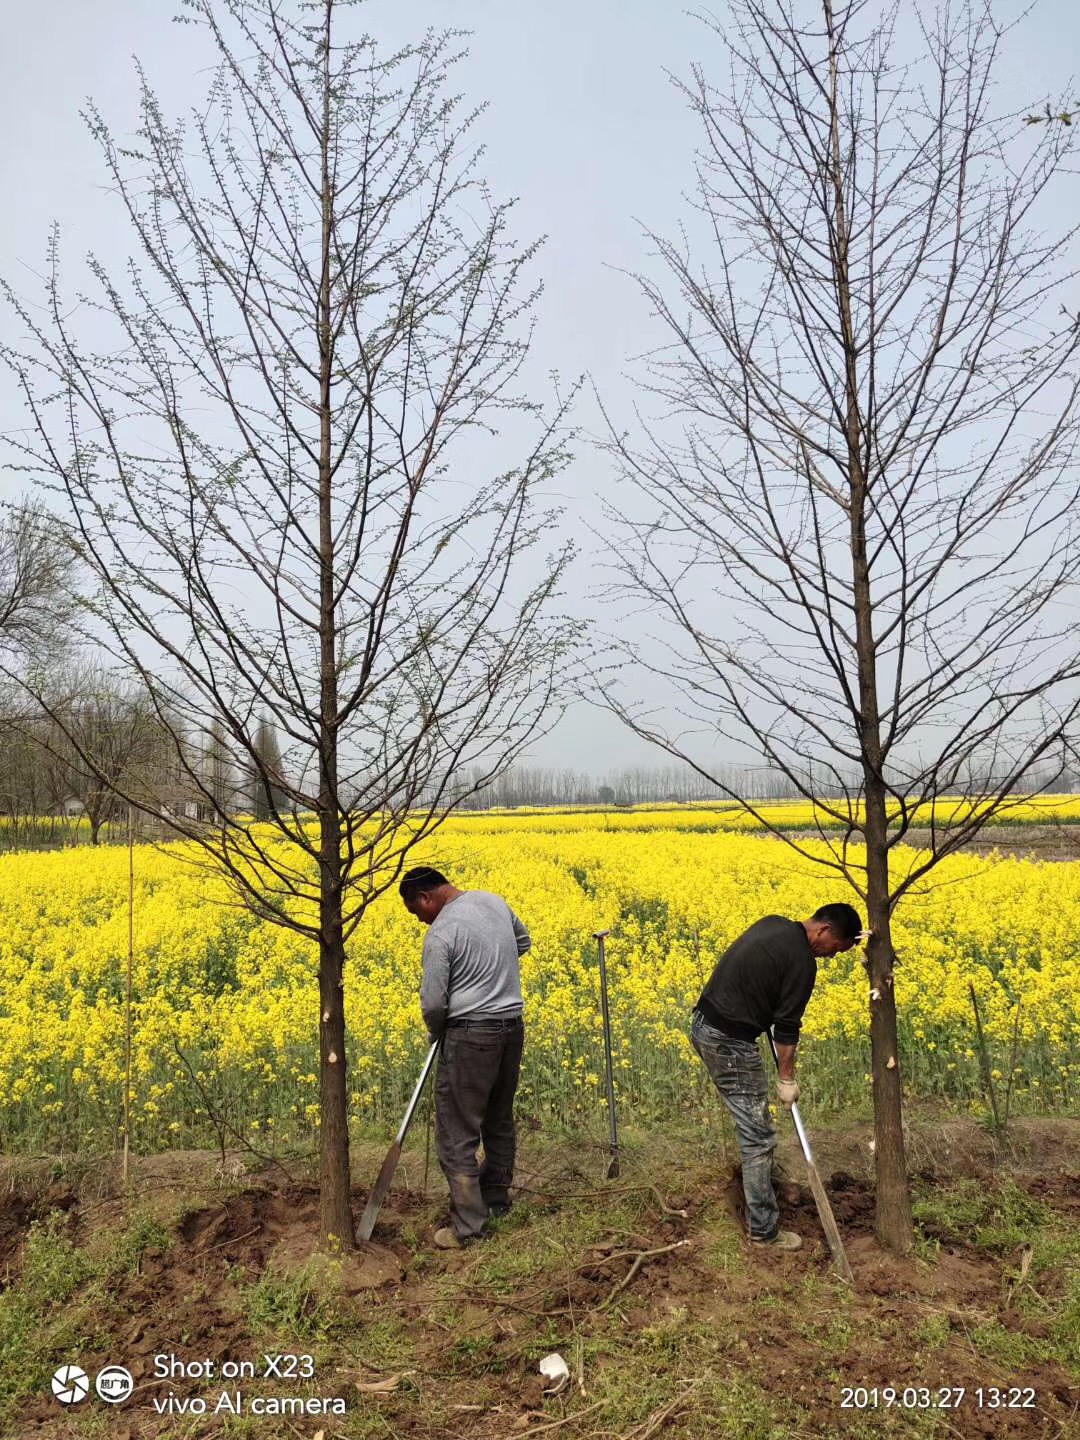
top-left (1, 1), bottom-right (1077, 772)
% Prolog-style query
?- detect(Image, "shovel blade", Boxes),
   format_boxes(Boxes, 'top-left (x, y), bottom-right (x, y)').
top-left (357, 1140), bottom-right (404, 1242)
top-left (358, 1041), bottom-right (440, 1243)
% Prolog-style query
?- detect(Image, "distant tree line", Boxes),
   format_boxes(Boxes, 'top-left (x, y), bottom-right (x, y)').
top-left (443, 760), bottom-right (1080, 812)
top-left (4, 693), bottom-right (1080, 850)
top-left (449, 762), bottom-right (799, 809)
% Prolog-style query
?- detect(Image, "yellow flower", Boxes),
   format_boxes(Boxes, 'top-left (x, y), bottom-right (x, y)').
top-left (0, 801), bottom-right (1073, 1143)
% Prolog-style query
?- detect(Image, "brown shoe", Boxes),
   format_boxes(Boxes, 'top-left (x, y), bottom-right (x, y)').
top-left (433, 1226), bottom-right (462, 1250)
top-left (750, 1229), bottom-right (802, 1252)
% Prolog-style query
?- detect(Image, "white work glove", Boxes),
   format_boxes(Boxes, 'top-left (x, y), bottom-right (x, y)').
top-left (776, 1077), bottom-right (800, 1108)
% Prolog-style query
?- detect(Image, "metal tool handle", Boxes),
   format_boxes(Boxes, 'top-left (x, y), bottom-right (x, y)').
top-left (787, 1096), bottom-right (813, 1159)
top-left (766, 1030), bottom-right (853, 1284)
top-left (766, 1030), bottom-right (814, 1166)
top-left (396, 1041), bottom-right (439, 1144)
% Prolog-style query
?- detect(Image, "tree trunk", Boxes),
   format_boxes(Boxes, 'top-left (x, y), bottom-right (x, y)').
top-left (318, 849), bottom-right (354, 1249)
top-left (862, 787), bottom-right (914, 1251)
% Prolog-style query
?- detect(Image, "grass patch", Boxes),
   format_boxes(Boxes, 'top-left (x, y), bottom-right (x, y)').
top-left (914, 1175), bottom-right (1080, 1378)
top-left (912, 1176), bottom-right (1047, 1251)
top-left (97, 1211), bottom-right (171, 1277)
top-left (1012, 1223), bottom-right (1080, 1374)
top-left (912, 1311), bottom-right (952, 1352)
top-left (446, 1329), bottom-right (507, 1372)
top-left (0, 1293), bottom-right (49, 1414)
top-left (0, 1211), bottom-right (104, 1424)
top-left (346, 1310), bottom-right (416, 1371)
top-left (696, 1204), bottom-right (744, 1271)
top-left (242, 1255), bottom-right (343, 1339)
top-left (19, 1212), bottom-right (92, 1305)
top-left (584, 1364), bottom-right (810, 1439)
top-left (1, 1128), bottom-right (1078, 1438)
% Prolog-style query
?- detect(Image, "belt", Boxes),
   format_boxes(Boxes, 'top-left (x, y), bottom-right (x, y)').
top-left (693, 1001), bottom-right (759, 1043)
top-left (445, 1015), bottom-right (523, 1029)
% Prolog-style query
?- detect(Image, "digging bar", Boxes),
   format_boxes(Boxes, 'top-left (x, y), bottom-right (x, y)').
top-left (767, 1031), bottom-right (854, 1284)
top-left (357, 1040), bottom-right (440, 1242)
top-left (593, 929), bottom-right (620, 1178)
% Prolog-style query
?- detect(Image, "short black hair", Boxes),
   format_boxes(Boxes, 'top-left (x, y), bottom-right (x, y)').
top-left (811, 902), bottom-right (863, 943)
top-left (399, 866), bottom-right (449, 903)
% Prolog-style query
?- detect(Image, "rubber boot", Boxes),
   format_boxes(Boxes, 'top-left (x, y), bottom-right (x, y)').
top-left (446, 1172), bottom-right (488, 1242)
top-left (479, 1159), bottom-right (513, 1218)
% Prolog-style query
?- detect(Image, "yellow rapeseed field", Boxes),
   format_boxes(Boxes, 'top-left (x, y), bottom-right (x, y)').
top-left (0, 806), bottom-right (1076, 1152)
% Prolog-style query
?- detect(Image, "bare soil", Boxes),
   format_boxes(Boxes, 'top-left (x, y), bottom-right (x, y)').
top-left (799, 825), bottom-right (1080, 863)
top-left (4, 1120), bottom-right (1079, 1439)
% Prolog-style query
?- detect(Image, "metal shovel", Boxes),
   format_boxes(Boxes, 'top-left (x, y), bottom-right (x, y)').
top-left (767, 1032), bottom-right (853, 1284)
top-left (358, 1040), bottom-right (440, 1242)
top-left (593, 930), bottom-right (620, 1179)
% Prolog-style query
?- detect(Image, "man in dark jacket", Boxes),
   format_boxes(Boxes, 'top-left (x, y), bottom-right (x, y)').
top-left (692, 903), bottom-right (863, 1251)
top-left (400, 866), bottom-right (531, 1249)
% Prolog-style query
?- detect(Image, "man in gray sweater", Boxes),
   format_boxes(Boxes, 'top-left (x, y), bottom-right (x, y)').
top-left (400, 866), bottom-right (531, 1249)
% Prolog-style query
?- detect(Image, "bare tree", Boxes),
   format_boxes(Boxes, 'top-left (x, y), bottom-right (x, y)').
top-left (2, 0), bottom-right (578, 1246)
top-left (0, 500), bottom-right (78, 846)
top-left (0, 717), bottom-right (47, 844)
top-left (0, 500), bottom-right (75, 660)
top-left (603, 0), bottom-right (1080, 1250)
top-left (40, 663), bottom-right (163, 844)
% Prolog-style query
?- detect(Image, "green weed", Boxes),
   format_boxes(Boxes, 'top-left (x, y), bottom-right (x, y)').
top-left (913, 1177), bottom-right (1046, 1252)
top-left (243, 1256), bottom-right (341, 1338)
top-left (972, 1320), bottom-right (1044, 1369)
top-left (100, 1211), bottom-right (171, 1277)
top-left (0, 1213), bottom-right (102, 1423)
top-left (20, 1212), bottom-right (92, 1306)
top-left (346, 1312), bottom-right (415, 1371)
top-left (913, 1312), bottom-right (952, 1351)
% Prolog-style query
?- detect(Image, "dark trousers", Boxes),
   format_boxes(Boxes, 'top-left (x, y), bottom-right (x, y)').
top-left (435, 1017), bottom-right (524, 1240)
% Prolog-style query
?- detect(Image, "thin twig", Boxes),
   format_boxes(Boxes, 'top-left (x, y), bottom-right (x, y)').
top-left (619, 1379), bottom-right (701, 1440)
top-left (600, 1240), bottom-right (690, 1309)
top-left (198, 1224), bottom-right (262, 1257)
top-left (498, 1400), bottom-right (604, 1437)
top-left (172, 1040), bottom-right (297, 1183)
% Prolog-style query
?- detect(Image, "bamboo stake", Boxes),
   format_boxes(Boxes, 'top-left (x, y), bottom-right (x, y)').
top-left (593, 929), bottom-right (620, 1178)
top-left (1002, 1002), bottom-right (1023, 1132)
top-left (123, 806), bottom-right (134, 1186)
top-left (767, 1031), bottom-right (853, 1284)
top-left (968, 983), bottom-right (1002, 1132)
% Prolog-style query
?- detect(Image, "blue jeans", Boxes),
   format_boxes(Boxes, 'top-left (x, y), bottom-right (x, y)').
top-left (691, 1012), bottom-right (779, 1240)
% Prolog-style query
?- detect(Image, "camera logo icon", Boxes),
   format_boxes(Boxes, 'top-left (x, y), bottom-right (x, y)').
top-left (95, 1365), bottom-right (134, 1404)
top-left (51, 1365), bottom-right (90, 1404)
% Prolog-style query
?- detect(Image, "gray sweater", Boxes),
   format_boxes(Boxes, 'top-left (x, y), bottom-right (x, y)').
top-left (420, 890), bottom-right (530, 1038)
